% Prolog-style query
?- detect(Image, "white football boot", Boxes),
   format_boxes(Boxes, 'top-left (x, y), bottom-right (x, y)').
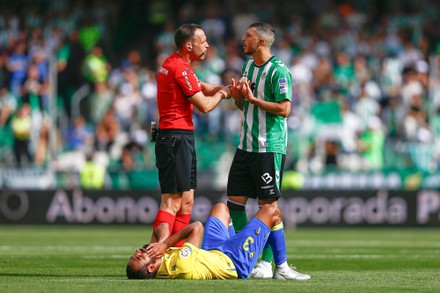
top-left (249, 260), bottom-right (273, 279)
top-left (273, 265), bottom-right (311, 280)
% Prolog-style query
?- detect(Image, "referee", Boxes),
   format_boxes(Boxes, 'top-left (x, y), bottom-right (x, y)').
top-left (152, 23), bottom-right (231, 247)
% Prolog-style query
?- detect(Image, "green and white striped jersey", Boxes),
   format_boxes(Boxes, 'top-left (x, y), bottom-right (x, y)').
top-left (238, 56), bottom-right (292, 154)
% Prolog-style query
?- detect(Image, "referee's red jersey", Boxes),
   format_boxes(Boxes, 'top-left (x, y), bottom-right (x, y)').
top-left (157, 53), bottom-right (202, 130)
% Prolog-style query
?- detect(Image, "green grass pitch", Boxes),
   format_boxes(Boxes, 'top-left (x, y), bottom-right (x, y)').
top-left (0, 226), bottom-right (439, 293)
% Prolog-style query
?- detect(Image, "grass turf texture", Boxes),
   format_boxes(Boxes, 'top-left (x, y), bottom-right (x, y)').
top-left (0, 226), bottom-right (439, 293)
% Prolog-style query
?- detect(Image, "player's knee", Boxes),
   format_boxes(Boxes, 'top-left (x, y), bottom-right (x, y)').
top-left (260, 204), bottom-right (281, 222)
top-left (210, 202), bottom-right (230, 223)
top-left (211, 202), bottom-right (228, 214)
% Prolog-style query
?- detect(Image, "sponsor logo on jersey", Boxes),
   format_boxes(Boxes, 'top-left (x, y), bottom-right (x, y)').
top-left (254, 228), bottom-right (261, 235)
top-left (181, 70), bottom-right (193, 90)
top-left (180, 245), bottom-right (192, 258)
top-left (159, 67), bottom-right (168, 75)
top-left (192, 72), bottom-right (201, 87)
top-left (278, 77), bottom-right (288, 94)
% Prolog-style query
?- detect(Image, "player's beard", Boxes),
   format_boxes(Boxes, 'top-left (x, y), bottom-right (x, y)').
top-left (243, 43), bottom-right (257, 56)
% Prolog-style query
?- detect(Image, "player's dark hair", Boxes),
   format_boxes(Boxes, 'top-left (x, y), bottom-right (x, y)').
top-left (249, 22), bottom-right (275, 36)
top-left (249, 22), bottom-right (276, 46)
top-left (126, 259), bottom-right (150, 279)
top-left (174, 23), bottom-right (202, 48)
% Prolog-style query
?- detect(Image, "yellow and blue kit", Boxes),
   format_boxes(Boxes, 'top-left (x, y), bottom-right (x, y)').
top-left (155, 216), bottom-right (271, 279)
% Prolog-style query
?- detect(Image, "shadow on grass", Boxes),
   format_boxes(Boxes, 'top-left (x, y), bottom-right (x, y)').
top-left (0, 272), bottom-right (123, 278)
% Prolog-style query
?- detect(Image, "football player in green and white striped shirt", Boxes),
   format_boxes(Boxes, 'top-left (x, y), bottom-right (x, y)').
top-left (226, 23), bottom-right (310, 281)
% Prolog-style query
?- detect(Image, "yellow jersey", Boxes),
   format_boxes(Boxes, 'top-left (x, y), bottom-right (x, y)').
top-left (155, 242), bottom-right (238, 280)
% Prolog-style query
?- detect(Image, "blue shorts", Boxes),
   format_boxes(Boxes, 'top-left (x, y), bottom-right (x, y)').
top-left (202, 216), bottom-right (270, 279)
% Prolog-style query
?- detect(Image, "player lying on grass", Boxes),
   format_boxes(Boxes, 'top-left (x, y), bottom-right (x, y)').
top-left (126, 202), bottom-right (310, 280)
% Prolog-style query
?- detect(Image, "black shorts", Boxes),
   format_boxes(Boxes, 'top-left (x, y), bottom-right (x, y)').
top-left (155, 130), bottom-right (196, 193)
top-left (227, 148), bottom-right (285, 200)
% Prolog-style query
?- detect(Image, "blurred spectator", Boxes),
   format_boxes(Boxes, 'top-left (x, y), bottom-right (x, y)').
top-left (113, 68), bottom-right (141, 132)
top-left (402, 95), bottom-right (430, 142)
top-left (0, 49), bottom-right (9, 87)
top-left (88, 81), bottom-right (115, 125)
top-left (139, 67), bottom-right (158, 125)
top-left (399, 33), bottom-right (423, 69)
top-left (292, 55), bottom-right (315, 109)
top-left (200, 4), bottom-right (227, 47)
top-left (65, 116), bottom-right (94, 152)
top-left (21, 63), bottom-right (48, 113)
top-left (333, 51), bottom-right (355, 96)
top-left (81, 45), bottom-right (111, 84)
top-left (11, 103), bottom-right (32, 167)
top-left (0, 86), bottom-right (16, 127)
top-left (400, 65), bottom-right (426, 111)
top-left (323, 140), bottom-right (339, 169)
top-left (79, 151), bottom-right (109, 189)
top-left (231, 6), bottom-right (258, 39)
top-left (154, 21), bottom-right (176, 57)
top-left (220, 68), bottom-right (242, 143)
top-left (223, 39), bottom-right (244, 73)
top-left (78, 18), bottom-right (101, 52)
top-left (57, 30), bottom-right (86, 118)
top-left (0, 86), bottom-right (16, 164)
top-left (6, 40), bottom-right (28, 97)
top-left (340, 100), bottom-right (362, 153)
top-left (353, 83), bottom-right (381, 130)
top-left (95, 108), bottom-right (119, 152)
top-left (34, 120), bottom-right (49, 166)
top-left (27, 31), bottom-right (50, 82)
top-left (121, 49), bottom-right (143, 72)
top-left (120, 129), bottom-right (149, 171)
top-left (402, 99), bottom-right (434, 171)
top-left (357, 116), bottom-right (385, 171)
top-left (381, 97), bottom-right (406, 142)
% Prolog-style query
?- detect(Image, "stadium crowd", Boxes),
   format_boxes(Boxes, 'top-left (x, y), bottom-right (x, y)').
top-left (0, 0), bottom-right (440, 187)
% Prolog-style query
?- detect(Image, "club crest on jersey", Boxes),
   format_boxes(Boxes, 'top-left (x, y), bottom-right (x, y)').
top-left (278, 77), bottom-right (288, 94)
top-left (180, 246), bottom-right (192, 258)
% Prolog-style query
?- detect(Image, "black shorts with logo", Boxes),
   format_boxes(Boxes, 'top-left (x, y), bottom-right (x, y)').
top-left (227, 148), bottom-right (285, 200)
top-left (155, 130), bottom-right (196, 193)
